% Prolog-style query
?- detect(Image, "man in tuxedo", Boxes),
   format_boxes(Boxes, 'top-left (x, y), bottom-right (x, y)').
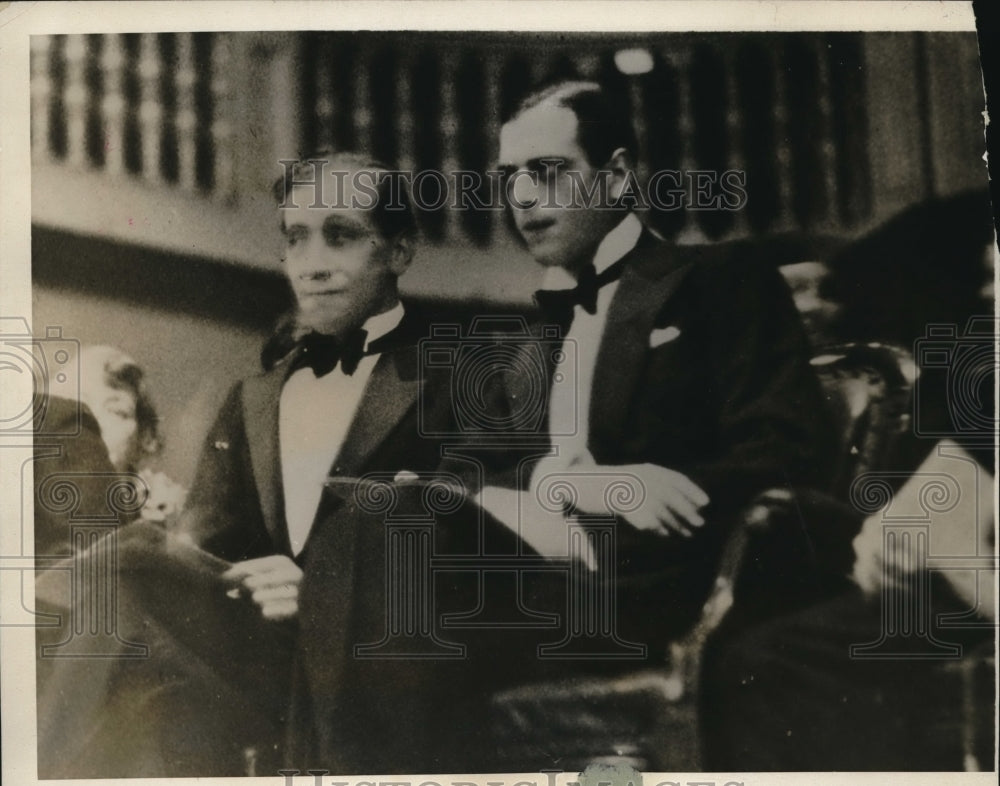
top-left (179, 150), bottom-right (498, 773)
top-left (35, 152), bottom-right (490, 777)
top-left (184, 150), bottom-right (422, 593)
top-left (491, 81), bottom-right (836, 672)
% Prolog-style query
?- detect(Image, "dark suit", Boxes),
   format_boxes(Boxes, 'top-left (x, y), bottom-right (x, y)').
top-left (499, 231), bottom-right (835, 665)
top-left (179, 310), bottom-right (502, 773)
top-left (183, 313), bottom-right (456, 562)
top-left (33, 312), bottom-right (503, 777)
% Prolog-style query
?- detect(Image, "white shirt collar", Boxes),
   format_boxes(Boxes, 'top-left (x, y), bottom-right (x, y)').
top-left (540, 212), bottom-right (644, 291)
top-left (361, 301), bottom-right (405, 351)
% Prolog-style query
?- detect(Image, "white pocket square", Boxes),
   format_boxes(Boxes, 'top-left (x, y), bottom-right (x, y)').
top-left (649, 326), bottom-right (681, 348)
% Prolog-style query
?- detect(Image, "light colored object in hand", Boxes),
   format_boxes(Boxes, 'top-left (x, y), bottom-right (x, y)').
top-left (648, 325), bottom-right (681, 348)
top-left (852, 439), bottom-right (996, 622)
top-left (478, 485), bottom-right (597, 570)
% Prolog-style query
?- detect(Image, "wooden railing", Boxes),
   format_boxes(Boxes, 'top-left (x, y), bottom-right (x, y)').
top-left (296, 32), bottom-right (876, 244)
top-left (32, 33), bottom-right (233, 197)
top-left (31, 31), bottom-right (986, 301)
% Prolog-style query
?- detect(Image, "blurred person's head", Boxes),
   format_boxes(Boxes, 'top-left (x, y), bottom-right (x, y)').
top-left (78, 345), bottom-right (161, 473)
top-left (273, 150), bottom-right (416, 337)
top-left (780, 261), bottom-right (842, 347)
top-left (826, 189), bottom-right (995, 346)
top-left (498, 80), bottom-right (636, 274)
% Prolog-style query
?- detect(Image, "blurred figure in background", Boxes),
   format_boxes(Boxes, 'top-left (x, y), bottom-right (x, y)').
top-left (825, 188), bottom-right (995, 350)
top-left (78, 345), bottom-right (160, 473)
top-left (701, 190), bottom-right (997, 770)
top-left (824, 189), bottom-right (996, 474)
top-left (78, 345), bottom-right (186, 525)
top-left (779, 260), bottom-right (842, 348)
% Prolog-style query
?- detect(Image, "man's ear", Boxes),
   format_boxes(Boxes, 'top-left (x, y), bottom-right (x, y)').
top-left (388, 235), bottom-right (414, 276)
top-left (605, 147), bottom-right (633, 203)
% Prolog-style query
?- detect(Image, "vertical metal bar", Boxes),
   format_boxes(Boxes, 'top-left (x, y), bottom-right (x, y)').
top-left (771, 42), bottom-right (794, 232)
top-left (481, 50), bottom-right (502, 241)
top-left (813, 37), bottom-right (838, 231)
top-left (175, 32), bottom-right (198, 191)
top-left (397, 47), bottom-right (415, 176)
top-left (210, 34), bottom-right (234, 199)
top-left (30, 36), bottom-right (53, 160)
top-left (138, 33), bottom-right (162, 183)
top-left (100, 34), bottom-right (126, 176)
top-left (64, 34), bottom-right (88, 168)
top-left (671, 46), bottom-right (701, 243)
top-left (438, 49), bottom-right (460, 241)
top-left (914, 32), bottom-right (936, 198)
top-left (314, 42), bottom-right (334, 150)
top-left (722, 44), bottom-right (748, 237)
top-left (353, 44), bottom-right (371, 153)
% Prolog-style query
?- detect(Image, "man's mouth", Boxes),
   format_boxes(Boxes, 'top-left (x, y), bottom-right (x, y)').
top-left (520, 218), bottom-right (556, 239)
top-left (300, 287), bottom-right (345, 298)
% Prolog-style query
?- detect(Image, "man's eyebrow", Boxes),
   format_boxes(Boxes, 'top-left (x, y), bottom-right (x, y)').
top-left (508, 157), bottom-right (572, 174)
top-left (322, 214), bottom-right (370, 234)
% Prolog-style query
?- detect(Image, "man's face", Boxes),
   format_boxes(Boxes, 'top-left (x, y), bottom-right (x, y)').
top-left (499, 104), bottom-right (618, 271)
top-left (280, 175), bottom-right (405, 336)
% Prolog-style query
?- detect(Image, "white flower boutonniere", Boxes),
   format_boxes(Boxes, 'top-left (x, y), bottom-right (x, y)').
top-left (137, 468), bottom-right (188, 526)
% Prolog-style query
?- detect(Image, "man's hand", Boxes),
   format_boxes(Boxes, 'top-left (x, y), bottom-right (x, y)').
top-left (851, 514), bottom-right (913, 596)
top-left (222, 555), bottom-right (303, 621)
top-left (533, 457), bottom-right (710, 537)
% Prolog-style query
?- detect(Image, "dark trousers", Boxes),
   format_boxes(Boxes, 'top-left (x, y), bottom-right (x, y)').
top-left (700, 583), bottom-right (995, 771)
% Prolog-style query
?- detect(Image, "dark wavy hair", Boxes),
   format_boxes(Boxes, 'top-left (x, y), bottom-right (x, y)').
top-left (503, 80), bottom-right (638, 167)
top-left (80, 345), bottom-right (162, 457)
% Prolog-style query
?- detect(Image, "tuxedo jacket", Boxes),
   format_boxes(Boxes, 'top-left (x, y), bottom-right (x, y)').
top-left (499, 230), bottom-right (837, 646)
top-left (182, 309), bottom-right (506, 773)
top-left (183, 316), bottom-right (460, 561)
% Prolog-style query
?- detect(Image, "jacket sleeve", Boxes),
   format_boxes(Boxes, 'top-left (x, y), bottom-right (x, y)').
top-left (684, 255), bottom-right (838, 522)
top-left (179, 381), bottom-right (270, 560)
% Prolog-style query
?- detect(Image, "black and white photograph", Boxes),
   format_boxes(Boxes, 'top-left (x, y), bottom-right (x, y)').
top-left (0, 1), bottom-right (996, 782)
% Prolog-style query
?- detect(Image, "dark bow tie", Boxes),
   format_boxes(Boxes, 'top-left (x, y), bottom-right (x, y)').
top-left (289, 329), bottom-right (368, 378)
top-left (533, 257), bottom-right (628, 326)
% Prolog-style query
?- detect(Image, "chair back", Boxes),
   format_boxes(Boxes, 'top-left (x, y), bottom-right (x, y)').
top-left (808, 342), bottom-right (917, 498)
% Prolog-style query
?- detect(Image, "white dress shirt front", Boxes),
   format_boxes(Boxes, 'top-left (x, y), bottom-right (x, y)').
top-left (279, 303), bottom-right (405, 556)
top-left (532, 212), bottom-right (644, 483)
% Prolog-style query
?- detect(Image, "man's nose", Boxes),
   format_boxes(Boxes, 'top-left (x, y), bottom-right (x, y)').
top-left (510, 173), bottom-right (541, 210)
top-left (290, 237), bottom-right (337, 279)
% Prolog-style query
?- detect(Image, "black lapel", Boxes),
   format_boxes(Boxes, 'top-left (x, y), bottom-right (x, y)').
top-left (328, 344), bottom-right (425, 478)
top-left (589, 232), bottom-right (698, 458)
top-left (241, 362), bottom-right (293, 554)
